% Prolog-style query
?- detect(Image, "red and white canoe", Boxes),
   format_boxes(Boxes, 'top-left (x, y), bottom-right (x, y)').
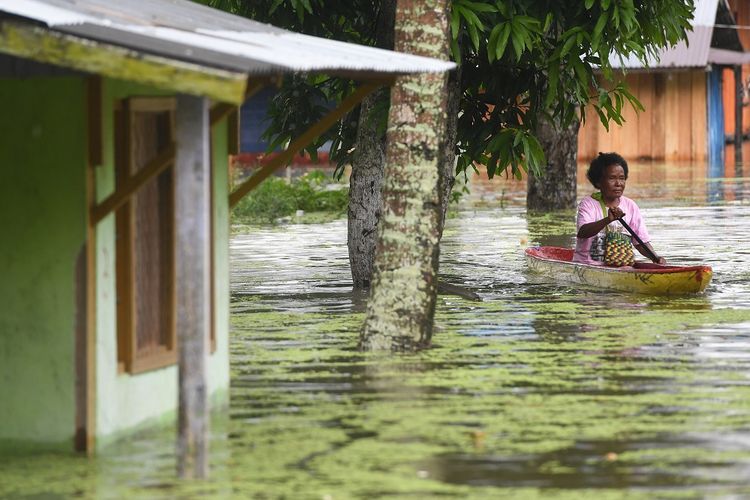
top-left (525, 246), bottom-right (712, 295)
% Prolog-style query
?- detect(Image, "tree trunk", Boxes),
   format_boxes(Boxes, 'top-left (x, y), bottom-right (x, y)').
top-left (347, 0), bottom-right (396, 289)
top-left (526, 116), bottom-right (580, 211)
top-left (438, 63), bottom-right (461, 235)
top-left (360, 0), bottom-right (450, 351)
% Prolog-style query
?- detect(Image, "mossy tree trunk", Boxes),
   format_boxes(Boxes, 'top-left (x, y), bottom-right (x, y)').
top-left (438, 64), bottom-right (460, 235)
top-left (347, 0), bottom-right (396, 289)
top-left (360, 0), bottom-right (450, 351)
top-left (526, 115), bottom-right (580, 211)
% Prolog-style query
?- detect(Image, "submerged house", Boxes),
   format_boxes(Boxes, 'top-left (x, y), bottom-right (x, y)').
top-left (578, 0), bottom-right (749, 167)
top-left (0, 0), bottom-right (452, 454)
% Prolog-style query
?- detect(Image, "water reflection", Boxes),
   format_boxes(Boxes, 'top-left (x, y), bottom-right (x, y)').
top-left (216, 162), bottom-right (750, 495)
top-left (467, 159), bottom-right (750, 208)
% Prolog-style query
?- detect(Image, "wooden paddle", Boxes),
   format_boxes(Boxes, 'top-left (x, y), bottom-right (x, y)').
top-left (617, 217), bottom-right (660, 263)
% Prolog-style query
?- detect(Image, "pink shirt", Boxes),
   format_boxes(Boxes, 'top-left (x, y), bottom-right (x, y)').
top-left (573, 194), bottom-right (651, 265)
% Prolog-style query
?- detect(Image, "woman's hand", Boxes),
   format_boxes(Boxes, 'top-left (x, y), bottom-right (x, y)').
top-left (654, 256), bottom-right (667, 265)
top-left (607, 206), bottom-right (625, 222)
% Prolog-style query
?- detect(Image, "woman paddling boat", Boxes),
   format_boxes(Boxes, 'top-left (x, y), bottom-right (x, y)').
top-left (524, 152), bottom-right (712, 295)
top-left (574, 152), bottom-right (666, 266)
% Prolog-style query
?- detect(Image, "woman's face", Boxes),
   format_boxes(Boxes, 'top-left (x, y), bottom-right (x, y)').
top-left (599, 163), bottom-right (626, 201)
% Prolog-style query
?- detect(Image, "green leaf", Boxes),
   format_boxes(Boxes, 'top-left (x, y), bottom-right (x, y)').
top-left (591, 11), bottom-right (608, 50)
top-left (459, 5), bottom-right (485, 32)
top-left (614, 91), bottom-right (623, 115)
top-left (527, 134), bottom-right (545, 168)
top-left (268, 0), bottom-right (284, 15)
top-left (594, 105), bottom-right (610, 131)
top-left (465, 1), bottom-right (496, 13)
top-left (451, 7), bottom-right (461, 40)
top-left (510, 24), bottom-right (524, 61)
top-left (623, 89), bottom-right (645, 112)
top-left (544, 61), bottom-right (559, 108)
top-left (522, 138), bottom-right (531, 169)
top-left (560, 33), bottom-right (578, 58)
top-left (487, 151), bottom-right (498, 177)
top-left (495, 22), bottom-right (512, 60)
top-left (571, 56), bottom-right (589, 86)
top-left (512, 129), bottom-right (523, 147)
top-left (488, 128), bottom-right (513, 152)
top-left (450, 37), bottom-right (462, 64)
top-left (543, 12), bottom-right (553, 33)
top-left (585, 0), bottom-right (595, 9)
top-left (494, 0), bottom-right (507, 16)
top-left (468, 22), bottom-right (480, 51)
top-left (515, 16), bottom-right (541, 31)
top-left (487, 23), bottom-right (503, 62)
top-left (612, 5), bottom-right (620, 28)
top-left (307, 145), bottom-right (318, 162)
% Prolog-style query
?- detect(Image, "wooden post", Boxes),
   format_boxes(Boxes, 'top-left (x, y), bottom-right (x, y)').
top-left (735, 65), bottom-right (743, 175)
top-left (175, 94), bottom-right (211, 479)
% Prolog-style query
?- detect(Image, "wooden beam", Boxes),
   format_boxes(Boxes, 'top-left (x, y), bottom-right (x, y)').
top-left (227, 108), bottom-right (240, 156)
top-left (175, 94), bottom-right (211, 479)
top-left (0, 20), bottom-right (247, 104)
top-left (77, 76), bottom-right (100, 455)
top-left (245, 77), bottom-right (272, 99)
top-left (209, 103), bottom-right (236, 127)
top-left (128, 97), bottom-right (176, 112)
top-left (229, 81), bottom-right (383, 208)
top-left (90, 143), bottom-right (176, 224)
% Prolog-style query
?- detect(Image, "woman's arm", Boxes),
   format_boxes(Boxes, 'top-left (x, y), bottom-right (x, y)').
top-left (635, 242), bottom-right (667, 264)
top-left (577, 206), bottom-right (624, 239)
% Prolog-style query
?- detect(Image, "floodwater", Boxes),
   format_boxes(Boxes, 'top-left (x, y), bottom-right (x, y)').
top-left (4, 160), bottom-right (750, 498)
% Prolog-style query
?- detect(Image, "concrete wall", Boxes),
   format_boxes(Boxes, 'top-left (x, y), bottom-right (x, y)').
top-left (0, 74), bottom-right (231, 451)
top-left (94, 79), bottom-right (230, 447)
top-left (0, 77), bottom-right (86, 450)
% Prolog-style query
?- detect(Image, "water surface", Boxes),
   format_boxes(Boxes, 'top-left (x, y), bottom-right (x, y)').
top-left (3, 162), bottom-right (750, 498)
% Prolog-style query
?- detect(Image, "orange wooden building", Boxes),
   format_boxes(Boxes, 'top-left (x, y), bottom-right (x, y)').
top-left (578, 0), bottom-right (750, 166)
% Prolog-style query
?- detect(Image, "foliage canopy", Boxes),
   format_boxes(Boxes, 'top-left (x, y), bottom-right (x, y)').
top-left (207, 0), bottom-right (694, 179)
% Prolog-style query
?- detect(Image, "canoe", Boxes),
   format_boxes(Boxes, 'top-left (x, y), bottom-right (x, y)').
top-left (525, 246), bottom-right (712, 295)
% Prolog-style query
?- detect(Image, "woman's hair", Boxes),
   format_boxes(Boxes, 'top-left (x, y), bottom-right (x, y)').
top-left (586, 152), bottom-right (628, 188)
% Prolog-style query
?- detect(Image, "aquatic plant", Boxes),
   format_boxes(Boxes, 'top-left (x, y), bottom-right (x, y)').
top-left (232, 170), bottom-right (348, 224)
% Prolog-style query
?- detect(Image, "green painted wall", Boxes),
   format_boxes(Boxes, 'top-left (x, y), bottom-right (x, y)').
top-left (94, 79), bottom-right (230, 447)
top-left (0, 74), bottom-right (231, 451)
top-left (0, 77), bottom-right (86, 450)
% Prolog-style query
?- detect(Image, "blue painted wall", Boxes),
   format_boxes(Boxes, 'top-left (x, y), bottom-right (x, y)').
top-left (239, 88), bottom-right (332, 156)
top-left (707, 67), bottom-right (725, 178)
top-left (240, 87), bottom-right (275, 153)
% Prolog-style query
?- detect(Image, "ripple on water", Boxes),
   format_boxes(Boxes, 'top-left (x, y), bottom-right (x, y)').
top-left (218, 193), bottom-right (750, 497)
top-left (5, 171), bottom-right (750, 498)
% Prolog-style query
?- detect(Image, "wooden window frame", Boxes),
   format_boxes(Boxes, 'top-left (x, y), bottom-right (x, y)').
top-left (115, 97), bottom-right (178, 374)
top-left (114, 96), bottom-right (219, 375)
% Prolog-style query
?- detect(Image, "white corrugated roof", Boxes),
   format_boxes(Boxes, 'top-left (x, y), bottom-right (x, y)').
top-left (0, 0), bottom-right (455, 75)
top-left (693, 0), bottom-right (720, 26)
top-left (609, 0), bottom-right (748, 70)
top-left (611, 25), bottom-right (715, 69)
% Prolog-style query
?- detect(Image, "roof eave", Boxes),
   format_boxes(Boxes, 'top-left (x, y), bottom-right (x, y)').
top-left (0, 19), bottom-right (249, 104)
top-left (707, 47), bottom-right (750, 65)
